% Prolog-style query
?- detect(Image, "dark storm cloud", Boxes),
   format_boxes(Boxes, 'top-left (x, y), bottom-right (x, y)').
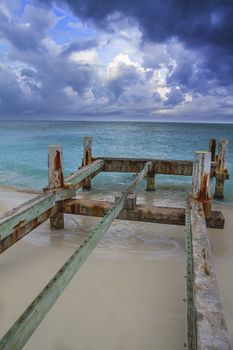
top-left (38, 0), bottom-right (233, 93)
top-left (40, 0), bottom-right (233, 50)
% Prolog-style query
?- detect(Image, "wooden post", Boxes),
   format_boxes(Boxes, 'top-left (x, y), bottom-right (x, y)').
top-left (83, 137), bottom-right (92, 190)
top-left (192, 151), bottom-right (211, 219)
top-left (209, 138), bottom-right (216, 161)
top-left (214, 139), bottom-right (229, 199)
top-left (146, 174), bottom-right (155, 191)
top-left (115, 193), bottom-right (137, 209)
top-left (217, 139), bottom-right (228, 173)
top-left (146, 163), bottom-right (155, 191)
top-left (48, 145), bottom-right (64, 229)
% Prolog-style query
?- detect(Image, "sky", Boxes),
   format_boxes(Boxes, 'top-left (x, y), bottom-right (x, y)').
top-left (0, 0), bottom-right (233, 122)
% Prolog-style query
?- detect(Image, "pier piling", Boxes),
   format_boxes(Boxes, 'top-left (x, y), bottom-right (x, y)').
top-left (82, 137), bottom-right (92, 190)
top-left (146, 168), bottom-right (155, 191)
top-left (209, 138), bottom-right (216, 161)
top-left (48, 145), bottom-right (64, 229)
top-left (214, 139), bottom-right (229, 199)
top-left (192, 151), bottom-right (212, 219)
top-left (115, 192), bottom-right (137, 210)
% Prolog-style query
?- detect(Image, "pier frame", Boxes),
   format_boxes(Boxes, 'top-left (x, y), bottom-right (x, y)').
top-left (0, 136), bottom-right (230, 349)
top-left (0, 162), bottom-right (151, 350)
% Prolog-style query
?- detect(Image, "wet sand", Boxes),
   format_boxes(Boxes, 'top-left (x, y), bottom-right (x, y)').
top-left (0, 187), bottom-right (232, 349)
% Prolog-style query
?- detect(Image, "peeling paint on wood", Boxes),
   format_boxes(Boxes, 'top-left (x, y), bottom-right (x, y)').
top-left (214, 139), bottom-right (229, 200)
top-left (0, 206), bottom-right (56, 253)
top-left (48, 145), bottom-right (64, 229)
top-left (64, 159), bottom-right (104, 187)
top-left (192, 151), bottom-right (212, 219)
top-left (0, 193), bottom-right (56, 241)
top-left (94, 157), bottom-right (194, 175)
top-left (48, 145), bottom-right (64, 189)
top-left (189, 197), bottom-right (230, 349)
top-left (217, 139), bottom-right (229, 173)
top-left (62, 198), bottom-right (225, 229)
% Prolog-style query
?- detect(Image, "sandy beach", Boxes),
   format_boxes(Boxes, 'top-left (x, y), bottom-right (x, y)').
top-left (0, 186), bottom-right (232, 349)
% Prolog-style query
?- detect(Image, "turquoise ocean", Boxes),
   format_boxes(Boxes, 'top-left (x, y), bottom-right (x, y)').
top-left (0, 121), bottom-right (232, 204)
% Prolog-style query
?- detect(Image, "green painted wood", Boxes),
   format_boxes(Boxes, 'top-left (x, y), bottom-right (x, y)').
top-left (0, 193), bottom-right (56, 240)
top-left (185, 196), bottom-right (197, 350)
top-left (0, 207), bottom-right (56, 253)
top-left (55, 188), bottom-right (77, 201)
top-left (0, 162), bottom-right (151, 350)
top-left (0, 187), bottom-right (78, 242)
top-left (65, 159), bottom-right (104, 186)
top-left (190, 198), bottom-right (230, 349)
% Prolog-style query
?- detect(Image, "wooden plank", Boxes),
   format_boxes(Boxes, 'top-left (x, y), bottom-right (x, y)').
top-left (93, 157), bottom-right (217, 177)
top-left (62, 198), bottom-right (224, 229)
top-left (0, 206), bottom-right (56, 253)
top-left (0, 162), bottom-right (151, 350)
top-left (64, 159), bottom-right (104, 187)
top-left (185, 197), bottom-right (196, 349)
top-left (189, 197), bottom-right (230, 349)
top-left (0, 193), bottom-right (56, 240)
top-left (0, 187), bottom-right (76, 242)
top-left (94, 157), bottom-right (193, 175)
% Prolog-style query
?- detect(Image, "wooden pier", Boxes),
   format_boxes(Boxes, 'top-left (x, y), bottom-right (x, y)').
top-left (0, 137), bottom-right (230, 349)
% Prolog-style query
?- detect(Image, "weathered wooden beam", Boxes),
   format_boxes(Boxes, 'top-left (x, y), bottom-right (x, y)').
top-left (0, 192), bottom-right (56, 241)
top-left (82, 136), bottom-right (92, 190)
top-left (64, 159), bottom-right (104, 188)
top-left (93, 157), bottom-right (217, 177)
top-left (0, 187), bottom-right (77, 247)
top-left (62, 198), bottom-right (224, 229)
top-left (189, 197), bottom-right (230, 349)
top-left (214, 139), bottom-right (229, 200)
top-left (185, 197), bottom-right (196, 349)
top-left (48, 145), bottom-right (64, 229)
top-left (0, 162), bottom-right (151, 350)
top-left (94, 157), bottom-right (193, 175)
top-left (0, 206), bottom-right (56, 254)
top-left (192, 151), bottom-right (212, 219)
